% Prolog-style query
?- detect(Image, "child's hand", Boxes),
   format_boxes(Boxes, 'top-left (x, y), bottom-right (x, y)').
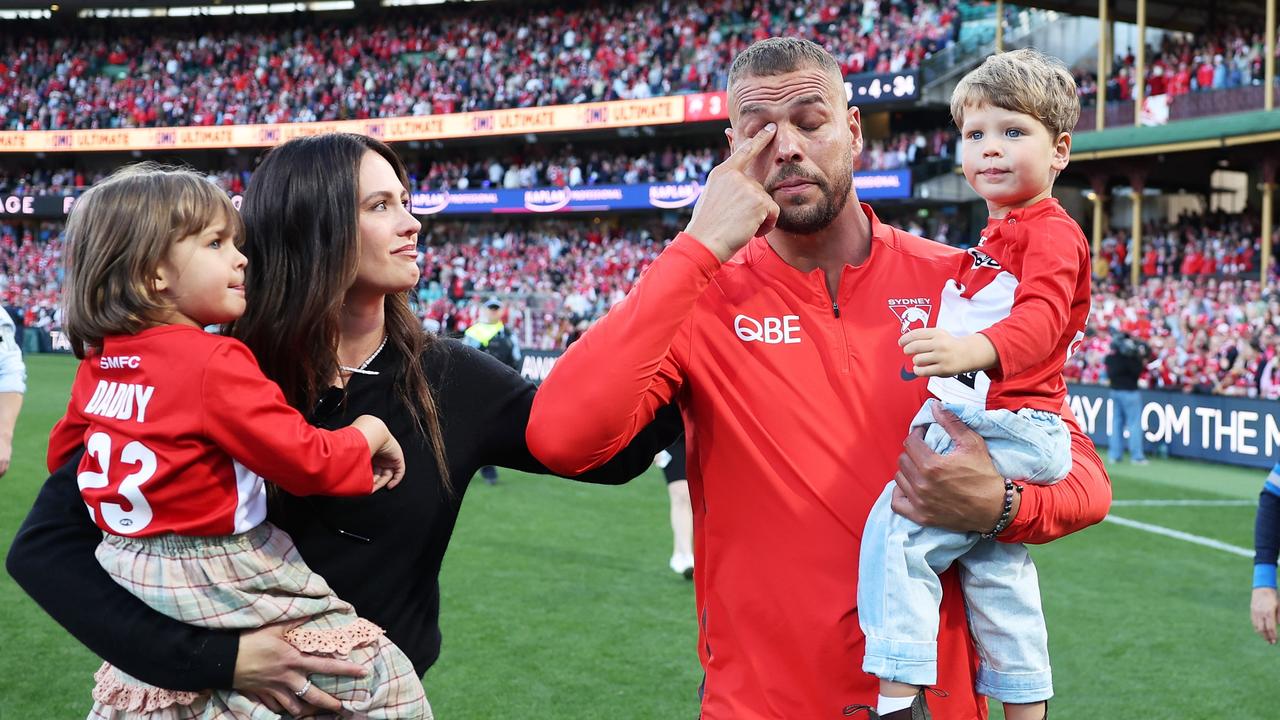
top-left (899, 328), bottom-right (998, 377)
top-left (371, 433), bottom-right (405, 491)
top-left (351, 415), bottom-right (406, 491)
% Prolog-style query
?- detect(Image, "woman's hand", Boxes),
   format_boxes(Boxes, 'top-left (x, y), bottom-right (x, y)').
top-left (233, 620), bottom-right (367, 715)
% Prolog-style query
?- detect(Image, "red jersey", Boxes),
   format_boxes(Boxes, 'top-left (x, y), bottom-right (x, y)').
top-left (528, 205), bottom-right (1111, 720)
top-left (930, 198), bottom-right (1091, 414)
top-left (47, 325), bottom-right (372, 537)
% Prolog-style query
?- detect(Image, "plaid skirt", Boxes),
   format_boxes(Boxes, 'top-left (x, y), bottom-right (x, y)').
top-left (86, 522), bottom-right (430, 720)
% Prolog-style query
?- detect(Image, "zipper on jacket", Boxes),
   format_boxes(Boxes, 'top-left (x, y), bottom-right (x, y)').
top-left (832, 301), bottom-right (840, 318)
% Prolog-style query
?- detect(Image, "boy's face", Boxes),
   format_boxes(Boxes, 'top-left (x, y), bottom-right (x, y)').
top-left (959, 103), bottom-right (1070, 218)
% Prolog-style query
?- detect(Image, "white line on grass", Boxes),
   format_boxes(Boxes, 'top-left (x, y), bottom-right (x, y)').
top-left (1110, 499), bottom-right (1255, 507)
top-left (1104, 514), bottom-right (1254, 558)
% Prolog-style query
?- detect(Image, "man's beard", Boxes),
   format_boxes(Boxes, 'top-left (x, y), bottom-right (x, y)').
top-left (768, 162), bottom-right (852, 235)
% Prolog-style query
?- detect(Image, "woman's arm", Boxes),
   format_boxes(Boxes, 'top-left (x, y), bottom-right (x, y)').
top-left (6, 452), bottom-right (367, 706)
top-left (6, 451), bottom-right (239, 690)
top-left (442, 341), bottom-right (683, 485)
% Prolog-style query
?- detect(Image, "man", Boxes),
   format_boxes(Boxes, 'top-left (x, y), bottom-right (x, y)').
top-left (0, 304), bottom-right (24, 476)
top-left (528, 38), bottom-right (1110, 719)
top-left (1104, 331), bottom-right (1148, 465)
top-left (464, 296), bottom-right (521, 371)
top-left (465, 296), bottom-right (522, 486)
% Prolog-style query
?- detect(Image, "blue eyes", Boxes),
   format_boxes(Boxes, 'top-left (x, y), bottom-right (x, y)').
top-left (968, 129), bottom-right (1026, 140)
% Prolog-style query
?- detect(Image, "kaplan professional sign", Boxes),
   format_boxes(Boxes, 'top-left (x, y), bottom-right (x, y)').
top-left (7, 171), bottom-right (911, 221)
top-left (411, 171), bottom-right (912, 216)
top-left (1067, 384), bottom-right (1280, 469)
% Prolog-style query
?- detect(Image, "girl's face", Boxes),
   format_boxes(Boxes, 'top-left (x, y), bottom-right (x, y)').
top-left (154, 215), bottom-right (247, 328)
top-left (351, 151), bottom-right (422, 299)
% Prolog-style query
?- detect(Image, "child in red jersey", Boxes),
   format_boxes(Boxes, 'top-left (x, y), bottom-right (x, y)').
top-left (857, 50), bottom-right (1092, 720)
top-left (48, 165), bottom-right (430, 719)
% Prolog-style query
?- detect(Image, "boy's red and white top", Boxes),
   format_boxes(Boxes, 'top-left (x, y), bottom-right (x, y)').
top-left (931, 197), bottom-right (1092, 414)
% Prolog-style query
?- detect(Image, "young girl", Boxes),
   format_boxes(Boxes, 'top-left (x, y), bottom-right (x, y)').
top-left (47, 164), bottom-right (430, 719)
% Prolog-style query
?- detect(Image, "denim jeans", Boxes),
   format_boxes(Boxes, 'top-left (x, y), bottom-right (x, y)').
top-left (858, 400), bottom-right (1070, 704)
top-left (1108, 389), bottom-right (1146, 462)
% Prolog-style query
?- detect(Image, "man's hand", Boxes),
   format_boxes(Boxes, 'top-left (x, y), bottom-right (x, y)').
top-left (685, 123), bottom-right (781, 262)
top-left (900, 329), bottom-right (998, 378)
top-left (1251, 587), bottom-right (1279, 645)
top-left (891, 403), bottom-right (1013, 533)
top-left (233, 620), bottom-right (368, 715)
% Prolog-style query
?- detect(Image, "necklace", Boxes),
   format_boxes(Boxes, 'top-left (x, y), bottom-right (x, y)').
top-left (339, 335), bottom-right (388, 376)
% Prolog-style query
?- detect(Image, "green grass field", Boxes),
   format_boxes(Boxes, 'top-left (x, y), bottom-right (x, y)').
top-left (1, 354), bottom-right (1273, 718)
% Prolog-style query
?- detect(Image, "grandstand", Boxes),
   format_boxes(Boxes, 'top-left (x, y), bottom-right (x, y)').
top-left (1, 0), bottom-right (1279, 716)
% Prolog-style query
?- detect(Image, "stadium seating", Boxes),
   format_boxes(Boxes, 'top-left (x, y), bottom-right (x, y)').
top-left (8, 206), bottom-right (1275, 396)
top-left (1, 0), bottom-right (961, 131)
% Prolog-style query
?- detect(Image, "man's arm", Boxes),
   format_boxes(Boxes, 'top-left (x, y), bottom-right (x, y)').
top-left (528, 124), bottom-right (780, 474)
top-left (0, 391), bottom-right (22, 476)
top-left (0, 325), bottom-right (24, 476)
top-left (1251, 467), bottom-right (1280, 644)
top-left (891, 402), bottom-right (1111, 544)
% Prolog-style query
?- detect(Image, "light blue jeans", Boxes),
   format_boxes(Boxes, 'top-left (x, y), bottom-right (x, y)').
top-left (858, 399), bottom-right (1070, 704)
top-left (1108, 389), bottom-right (1146, 462)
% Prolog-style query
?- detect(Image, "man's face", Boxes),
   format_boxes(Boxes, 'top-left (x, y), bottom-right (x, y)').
top-left (727, 65), bottom-right (861, 234)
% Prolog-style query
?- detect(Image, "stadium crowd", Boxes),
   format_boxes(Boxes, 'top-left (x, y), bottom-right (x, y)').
top-left (1, 0), bottom-right (961, 131)
top-left (1074, 24), bottom-right (1278, 104)
top-left (4, 207), bottom-right (1275, 397)
top-left (1071, 278), bottom-right (1280, 399)
top-left (1094, 211), bottom-right (1277, 283)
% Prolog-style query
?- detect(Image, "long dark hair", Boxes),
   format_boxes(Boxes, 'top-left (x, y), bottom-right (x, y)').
top-left (231, 133), bottom-right (451, 491)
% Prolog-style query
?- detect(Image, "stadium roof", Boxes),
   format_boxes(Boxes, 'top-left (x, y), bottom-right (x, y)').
top-left (1072, 110), bottom-right (1280, 161)
top-left (1061, 110), bottom-right (1280, 194)
top-left (1013, 0), bottom-right (1269, 34)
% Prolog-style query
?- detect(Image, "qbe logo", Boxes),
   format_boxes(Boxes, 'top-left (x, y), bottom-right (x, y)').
top-left (734, 314), bottom-right (801, 345)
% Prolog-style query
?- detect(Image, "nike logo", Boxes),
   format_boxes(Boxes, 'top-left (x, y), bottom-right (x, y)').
top-left (900, 366), bottom-right (917, 381)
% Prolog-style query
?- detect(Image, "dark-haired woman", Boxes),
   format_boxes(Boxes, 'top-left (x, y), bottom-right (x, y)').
top-left (7, 133), bottom-right (678, 715)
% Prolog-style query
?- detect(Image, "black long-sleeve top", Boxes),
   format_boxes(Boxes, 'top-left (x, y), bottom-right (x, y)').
top-left (7, 339), bottom-right (680, 690)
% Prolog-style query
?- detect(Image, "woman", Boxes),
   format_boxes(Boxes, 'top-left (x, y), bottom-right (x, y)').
top-left (7, 134), bottom-right (678, 715)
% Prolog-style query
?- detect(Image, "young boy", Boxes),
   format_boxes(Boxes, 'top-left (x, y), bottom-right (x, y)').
top-left (853, 49), bottom-right (1091, 720)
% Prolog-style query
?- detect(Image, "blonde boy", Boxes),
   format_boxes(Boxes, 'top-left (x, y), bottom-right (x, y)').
top-left (855, 49), bottom-right (1091, 720)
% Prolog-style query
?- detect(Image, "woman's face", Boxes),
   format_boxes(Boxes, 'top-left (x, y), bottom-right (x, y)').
top-left (352, 150), bottom-right (422, 298)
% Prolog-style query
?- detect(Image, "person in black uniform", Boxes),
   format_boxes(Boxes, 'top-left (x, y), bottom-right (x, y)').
top-left (7, 134), bottom-right (678, 716)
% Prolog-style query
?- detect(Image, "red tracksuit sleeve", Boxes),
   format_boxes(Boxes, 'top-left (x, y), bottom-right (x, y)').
top-left (47, 361), bottom-right (92, 473)
top-left (981, 218), bottom-right (1089, 379)
top-left (201, 340), bottom-right (372, 497)
top-left (1001, 401), bottom-right (1112, 544)
top-left (528, 233), bottom-right (722, 475)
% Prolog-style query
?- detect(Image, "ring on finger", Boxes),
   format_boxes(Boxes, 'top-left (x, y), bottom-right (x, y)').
top-left (294, 678), bottom-right (312, 698)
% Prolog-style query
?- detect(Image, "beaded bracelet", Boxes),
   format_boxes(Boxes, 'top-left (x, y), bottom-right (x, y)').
top-left (980, 478), bottom-right (1023, 540)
